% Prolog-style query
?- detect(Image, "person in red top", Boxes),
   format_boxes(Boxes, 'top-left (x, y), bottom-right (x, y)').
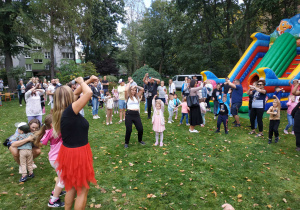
top-left (52, 76), bottom-right (98, 210)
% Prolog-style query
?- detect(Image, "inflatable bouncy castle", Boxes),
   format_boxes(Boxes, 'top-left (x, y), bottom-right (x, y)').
top-left (201, 14), bottom-right (300, 112)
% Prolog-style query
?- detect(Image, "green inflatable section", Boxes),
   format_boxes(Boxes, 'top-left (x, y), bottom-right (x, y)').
top-left (250, 33), bottom-right (296, 77)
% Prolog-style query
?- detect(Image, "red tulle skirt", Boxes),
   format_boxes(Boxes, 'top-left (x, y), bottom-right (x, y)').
top-left (55, 143), bottom-right (97, 195)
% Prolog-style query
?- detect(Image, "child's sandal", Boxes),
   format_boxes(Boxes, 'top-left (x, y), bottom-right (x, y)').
top-left (255, 133), bottom-right (263, 137)
top-left (248, 131), bottom-right (255, 135)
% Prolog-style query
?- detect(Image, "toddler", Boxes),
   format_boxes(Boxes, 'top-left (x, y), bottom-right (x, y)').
top-left (168, 94), bottom-right (175, 123)
top-left (113, 88), bottom-right (119, 114)
top-left (105, 92), bottom-right (114, 125)
top-left (99, 90), bottom-right (104, 108)
top-left (178, 97), bottom-right (189, 126)
top-left (284, 95), bottom-right (297, 134)
top-left (274, 86), bottom-right (284, 100)
top-left (152, 96), bottom-right (165, 146)
top-left (266, 95), bottom-right (281, 144)
top-left (215, 94), bottom-right (230, 134)
top-left (199, 98), bottom-right (207, 127)
top-left (173, 94), bottom-right (181, 119)
top-left (165, 94), bottom-right (168, 105)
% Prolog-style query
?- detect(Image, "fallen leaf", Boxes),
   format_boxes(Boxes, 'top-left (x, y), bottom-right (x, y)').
top-left (91, 197), bottom-right (96, 203)
top-left (95, 204), bottom-right (101, 208)
top-left (179, 170), bottom-right (185, 172)
top-left (122, 193), bottom-right (126, 197)
top-left (200, 197), bottom-right (205, 200)
top-left (238, 199), bottom-right (243, 202)
top-left (10, 173), bottom-right (14, 176)
top-left (282, 198), bottom-right (287, 203)
top-left (90, 204), bottom-right (94, 208)
top-left (237, 194), bottom-right (242, 199)
top-left (1, 192), bottom-right (8, 194)
top-left (247, 179), bottom-right (252, 182)
top-left (161, 192), bottom-right (167, 197)
top-left (147, 194), bottom-right (156, 198)
top-left (133, 187), bottom-right (138, 190)
top-left (253, 204), bottom-right (259, 207)
top-left (19, 182), bottom-right (24, 185)
top-left (112, 198), bottom-right (118, 202)
top-left (180, 183), bottom-right (184, 186)
top-left (100, 188), bottom-right (107, 193)
top-left (267, 204), bottom-right (272, 208)
top-left (115, 189), bottom-right (122, 193)
top-left (129, 162), bottom-right (134, 166)
top-left (212, 190), bottom-right (217, 197)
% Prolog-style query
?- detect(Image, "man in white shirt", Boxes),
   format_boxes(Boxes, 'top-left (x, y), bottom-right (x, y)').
top-left (47, 79), bottom-right (56, 108)
top-left (169, 79), bottom-right (176, 94)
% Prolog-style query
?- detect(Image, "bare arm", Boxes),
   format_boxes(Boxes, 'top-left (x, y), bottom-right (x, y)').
top-left (228, 81), bottom-right (236, 89)
top-left (11, 136), bottom-right (33, 147)
top-left (153, 78), bottom-right (160, 84)
top-left (289, 76), bottom-right (295, 86)
top-left (136, 86), bottom-right (144, 98)
top-left (254, 87), bottom-right (266, 94)
top-left (125, 82), bottom-right (131, 99)
top-left (247, 87), bottom-right (253, 95)
top-left (292, 83), bottom-right (300, 96)
top-left (266, 107), bottom-right (274, 115)
top-left (73, 76), bottom-right (97, 100)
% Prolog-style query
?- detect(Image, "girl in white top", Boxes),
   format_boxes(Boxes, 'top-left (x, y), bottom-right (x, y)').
top-left (25, 83), bottom-right (45, 124)
top-left (105, 92), bottom-right (114, 125)
top-left (124, 79), bottom-right (144, 148)
top-left (152, 95), bottom-right (165, 146)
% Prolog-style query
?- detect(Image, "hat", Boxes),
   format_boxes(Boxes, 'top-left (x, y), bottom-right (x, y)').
top-left (15, 122), bottom-right (30, 133)
top-left (15, 122), bottom-right (27, 128)
top-left (119, 79), bottom-right (124, 84)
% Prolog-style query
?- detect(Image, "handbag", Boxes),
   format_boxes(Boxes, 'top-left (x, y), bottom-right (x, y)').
top-left (187, 95), bottom-right (199, 107)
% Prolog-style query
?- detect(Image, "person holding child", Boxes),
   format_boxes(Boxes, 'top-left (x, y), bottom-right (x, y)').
top-left (266, 95), bottom-right (281, 144)
top-left (124, 79), bottom-right (145, 148)
top-left (152, 95), bottom-right (165, 146)
top-left (215, 94), bottom-right (230, 134)
top-left (284, 95), bottom-right (297, 134)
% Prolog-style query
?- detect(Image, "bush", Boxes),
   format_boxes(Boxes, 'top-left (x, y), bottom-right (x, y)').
top-left (56, 60), bottom-right (84, 85)
top-left (81, 62), bottom-right (97, 77)
top-left (132, 65), bottom-right (161, 86)
top-left (105, 75), bottom-right (118, 83)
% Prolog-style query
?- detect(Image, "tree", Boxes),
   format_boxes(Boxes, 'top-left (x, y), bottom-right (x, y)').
top-left (132, 65), bottom-right (161, 87)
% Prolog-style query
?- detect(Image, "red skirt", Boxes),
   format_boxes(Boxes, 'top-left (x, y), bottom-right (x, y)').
top-left (55, 143), bottom-right (97, 195)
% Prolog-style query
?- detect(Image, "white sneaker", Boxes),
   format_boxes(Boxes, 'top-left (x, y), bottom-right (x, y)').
top-left (93, 116), bottom-right (98, 119)
top-left (189, 129), bottom-right (199, 133)
top-left (145, 111), bottom-right (148, 113)
top-left (96, 116), bottom-right (100, 119)
top-left (168, 121), bottom-right (172, 124)
top-left (171, 120), bottom-right (174, 122)
top-left (110, 122), bottom-right (113, 124)
top-left (20, 104), bottom-right (22, 106)
top-left (284, 130), bottom-right (288, 134)
top-left (32, 163), bottom-right (37, 169)
top-left (106, 123), bottom-right (109, 125)
top-left (214, 116), bottom-right (216, 120)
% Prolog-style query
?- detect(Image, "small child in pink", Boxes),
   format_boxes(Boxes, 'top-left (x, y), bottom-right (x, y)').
top-left (152, 95), bottom-right (165, 146)
top-left (36, 114), bottom-right (65, 207)
top-left (284, 95), bottom-right (297, 134)
top-left (178, 97), bottom-right (189, 125)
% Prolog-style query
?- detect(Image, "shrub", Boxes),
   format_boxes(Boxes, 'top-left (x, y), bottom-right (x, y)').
top-left (105, 75), bottom-right (118, 83)
top-left (132, 65), bottom-right (161, 86)
top-left (56, 60), bottom-right (84, 85)
top-left (81, 62), bottom-right (97, 77)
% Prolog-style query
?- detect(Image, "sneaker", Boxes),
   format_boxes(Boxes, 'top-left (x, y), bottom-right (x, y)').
top-left (232, 121), bottom-right (237, 124)
top-left (229, 114), bottom-right (233, 117)
top-left (189, 129), bottom-right (199, 133)
top-left (225, 131), bottom-right (228, 134)
top-left (106, 123), bottom-right (109, 125)
top-left (48, 198), bottom-right (65, 208)
top-left (160, 142), bottom-right (163, 147)
top-left (51, 191), bottom-right (66, 197)
top-left (291, 131), bottom-right (295, 135)
top-left (93, 116), bottom-right (97, 119)
top-left (171, 120), bottom-right (174, 123)
top-left (19, 175), bottom-right (27, 182)
top-left (123, 118), bottom-right (125, 121)
top-left (139, 141), bottom-right (146, 145)
top-left (296, 147), bottom-right (300, 151)
top-left (284, 130), bottom-right (288, 134)
top-left (28, 173), bottom-right (34, 178)
top-left (145, 111), bottom-right (148, 113)
top-left (168, 121), bottom-right (172, 124)
top-left (234, 124), bottom-right (241, 127)
top-left (268, 139), bottom-right (272, 144)
top-left (154, 142), bottom-right (158, 146)
top-left (186, 123), bottom-right (190, 126)
top-left (215, 130), bottom-right (220, 133)
top-left (275, 137), bottom-right (279, 143)
top-left (110, 122), bottom-right (112, 124)
top-left (200, 124), bottom-right (204, 127)
top-left (214, 116), bottom-right (216, 120)
top-left (32, 163), bottom-right (37, 169)
top-left (97, 116), bottom-right (100, 119)
top-left (20, 104), bottom-right (22, 106)
top-left (118, 120), bottom-right (122, 124)
top-left (124, 144), bottom-right (129, 148)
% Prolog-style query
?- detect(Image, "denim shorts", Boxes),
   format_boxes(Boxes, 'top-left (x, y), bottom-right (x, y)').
top-left (119, 100), bottom-right (126, 109)
top-left (231, 102), bottom-right (242, 115)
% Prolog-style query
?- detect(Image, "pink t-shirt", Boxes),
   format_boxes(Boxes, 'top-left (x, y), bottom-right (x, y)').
top-left (286, 100), bottom-right (297, 115)
top-left (41, 128), bottom-right (62, 161)
top-left (181, 102), bottom-right (188, 113)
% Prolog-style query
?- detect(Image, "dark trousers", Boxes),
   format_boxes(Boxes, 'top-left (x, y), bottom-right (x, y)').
top-left (269, 120), bottom-right (280, 139)
top-left (250, 108), bottom-right (264, 132)
top-left (217, 115), bottom-right (228, 131)
top-left (147, 96), bottom-right (153, 118)
top-left (205, 96), bottom-right (211, 108)
top-left (295, 132), bottom-right (300, 147)
top-left (99, 101), bottom-right (104, 108)
top-left (19, 93), bottom-right (25, 105)
top-left (158, 98), bottom-right (165, 103)
top-left (125, 110), bottom-right (143, 144)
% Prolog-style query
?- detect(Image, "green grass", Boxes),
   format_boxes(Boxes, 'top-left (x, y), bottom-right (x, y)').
top-left (0, 98), bottom-right (300, 209)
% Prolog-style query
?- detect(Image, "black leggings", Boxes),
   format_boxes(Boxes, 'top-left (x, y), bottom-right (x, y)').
top-left (19, 93), bottom-right (25, 105)
top-left (125, 110), bottom-right (143, 144)
top-left (269, 120), bottom-right (280, 139)
top-left (295, 132), bottom-right (300, 147)
top-left (250, 108), bottom-right (264, 132)
top-left (205, 96), bottom-right (211, 108)
top-left (147, 96), bottom-right (153, 118)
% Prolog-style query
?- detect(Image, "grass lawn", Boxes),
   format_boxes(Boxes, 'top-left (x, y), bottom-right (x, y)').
top-left (0, 98), bottom-right (299, 209)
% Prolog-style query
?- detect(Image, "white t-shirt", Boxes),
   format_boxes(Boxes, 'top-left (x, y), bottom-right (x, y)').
top-left (206, 84), bottom-right (213, 96)
top-left (118, 85), bottom-right (126, 100)
top-left (169, 83), bottom-right (176, 94)
top-left (48, 84), bottom-right (55, 108)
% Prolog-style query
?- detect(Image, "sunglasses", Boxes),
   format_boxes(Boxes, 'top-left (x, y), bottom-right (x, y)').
top-left (257, 83), bottom-right (264, 86)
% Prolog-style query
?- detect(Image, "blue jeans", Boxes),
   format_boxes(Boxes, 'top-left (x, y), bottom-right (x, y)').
top-left (285, 113), bottom-right (294, 131)
top-left (92, 98), bottom-right (99, 115)
top-left (201, 113), bottom-right (206, 125)
top-left (144, 100), bottom-right (147, 111)
top-left (213, 101), bottom-right (219, 115)
top-left (180, 113), bottom-right (189, 124)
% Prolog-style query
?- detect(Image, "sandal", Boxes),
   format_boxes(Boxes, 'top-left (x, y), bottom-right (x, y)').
top-left (255, 133), bottom-right (263, 137)
top-left (248, 131), bottom-right (256, 135)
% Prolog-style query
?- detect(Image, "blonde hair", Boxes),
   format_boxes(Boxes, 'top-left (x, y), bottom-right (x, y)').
top-left (155, 99), bottom-right (162, 107)
top-left (128, 86), bottom-right (138, 101)
top-left (52, 86), bottom-right (75, 137)
top-left (34, 114), bottom-right (52, 146)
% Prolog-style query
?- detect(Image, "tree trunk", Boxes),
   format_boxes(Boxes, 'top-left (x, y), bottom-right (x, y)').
top-left (50, 14), bottom-right (55, 79)
top-left (4, 51), bottom-right (17, 91)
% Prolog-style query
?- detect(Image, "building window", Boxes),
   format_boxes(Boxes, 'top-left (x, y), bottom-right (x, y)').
top-left (25, 53), bottom-right (31, 58)
top-left (25, 64), bottom-right (32, 71)
top-left (45, 65), bottom-right (50, 70)
top-left (62, 52), bottom-right (74, 59)
top-left (44, 52), bottom-right (51, 59)
top-left (34, 59), bottom-right (43, 63)
top-left (32, 46), bottom-right (42, 50)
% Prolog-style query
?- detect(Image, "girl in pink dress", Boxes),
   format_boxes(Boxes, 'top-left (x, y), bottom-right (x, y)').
top-left (152, 95), bottom-right (165, 146)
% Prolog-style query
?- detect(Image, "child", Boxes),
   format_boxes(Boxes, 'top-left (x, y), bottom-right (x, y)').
top-left (10, 123), bottom-right (34, 182)
top-left (178, 97), bottom-right (189, 126)
top-left (284, 95), bottom-right (297, 134)
top-left (274, 86), bottom-right (285, 100)
top-left (266, 95), bottom-right (281, 144)
top-left (152, 96), bottom-right (165, 146)
top-left (35, 114), bottom-right (65, 207)
top-left (105, 92), bottom-right (114, 125)
top-left (165, 94), bottom-right (168, 105)
top-left (113, 88), bottom-right (119, 114)
top-left (215, 94), bottom-right (230, 134)
top-left (199, 98), bottom-right (207, 127)
top-left (168, 94), bottom-right (175, 123)
top-left (99, 90), bottom-right (104, 108)
top-left (173, 94), bottom-right (181, 119)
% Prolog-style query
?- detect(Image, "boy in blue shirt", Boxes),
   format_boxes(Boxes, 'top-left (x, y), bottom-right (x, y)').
top-left (215, 94), bottom-right (230, 134)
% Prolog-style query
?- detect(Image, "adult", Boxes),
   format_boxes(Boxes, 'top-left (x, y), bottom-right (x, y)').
top-left (43, 79), bottom-right (49, 102)
top-left (248, 80), bottom-right (266, 137)
top-left (91, 81), bottom-right (100, 119)
top-left (247, 81), bottom-right (257, 128)
top-left (25, 82), bottom-right (45, 124)
top-left (168, 79), bottom-right (176, 95)
top-left (124, 79), bottom-right (145, 148)
top-left (143, 73), bottom-right (160, 119)
top-left (291, 82), bottom-right (300, 151)
top-left (182, 78), bottom-right (191, 97)
top-left (188, 79), bottom-right (203, 133)
top-left (228, 79), bottom-right (243, 127)
top-left (9, 119), bottom-right (41, 169)
top-left (118, 79), bottom-right (126, 123)
top-left (53, 76), bottom-right (97, 209)
top-left (102, 76), bottom-right (109, 95)
top-left (212, 83), bottom-right (222, 119)
top-left (222, 77), bottom-right (231, 94)
top-left (0, 78), bottom-right (3, 91)
top-left (205, 80), bottom-right (213, 111)
top-left (143, 78), bottom-right (149, 113)
top-left (47, 79), bottom-right (56, 109)
top-left (97, 78), bottom-right (102, 91)
top-left (17, 80), bottom-right (26, 106)
top-left (128, 76), bottom-right (137, 86)
top-left (157, 81), bottom-right (167, 103)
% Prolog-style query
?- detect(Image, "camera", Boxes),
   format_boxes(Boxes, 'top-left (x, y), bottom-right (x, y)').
top-left (71, 76), bottom-right (90, 85)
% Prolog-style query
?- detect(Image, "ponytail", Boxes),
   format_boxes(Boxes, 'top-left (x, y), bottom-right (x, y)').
top-left (33, 114), bottom-right (52, 147)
